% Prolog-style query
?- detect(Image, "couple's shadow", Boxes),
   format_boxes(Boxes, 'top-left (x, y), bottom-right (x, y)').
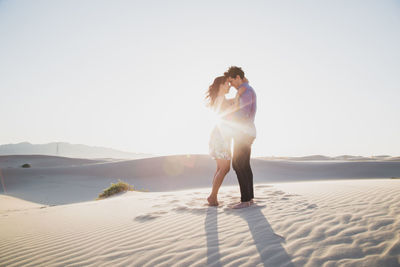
top-left (205, 205), bottom-right (294, 267)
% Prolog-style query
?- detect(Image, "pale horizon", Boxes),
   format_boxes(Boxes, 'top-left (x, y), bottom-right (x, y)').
top-left (1, 0), bottom-right (399, 157)
top-left (1, 141), bottom-right (399, 159)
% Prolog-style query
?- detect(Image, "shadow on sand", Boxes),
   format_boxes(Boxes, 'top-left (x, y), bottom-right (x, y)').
top-left (205, 205), bottom-right (294, 267)
top-left (205, 207), bottom-right (222, 267)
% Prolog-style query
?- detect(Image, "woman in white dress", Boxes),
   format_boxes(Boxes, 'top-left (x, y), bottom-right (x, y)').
top-left (205, 76), bottom-right (240, 206)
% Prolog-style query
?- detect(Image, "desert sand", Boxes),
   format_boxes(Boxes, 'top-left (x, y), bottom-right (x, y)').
top-left (0, 155), bottom-right (399, 266)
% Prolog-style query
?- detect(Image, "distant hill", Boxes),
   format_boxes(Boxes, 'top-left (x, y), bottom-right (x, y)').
top-left (257, 154), bottom-right (399, 161)
top-left (0, 142), bottom-right (153, 159)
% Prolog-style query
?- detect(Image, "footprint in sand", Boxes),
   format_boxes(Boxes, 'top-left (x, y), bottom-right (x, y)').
top-left (134, 211), bottom-right (168, 222)
top-left (306, 204), bottom-right (317, 209)
top-left (222, 203), bottom-right (267, 213)
top-left (285, 193), bottom-right (300, 197)
top-left (134, 214), bottom-right (160, 222)
top-left (173, 205), bottom-right (208, 215)
top-left (255, 185), bottom-right (272, 189)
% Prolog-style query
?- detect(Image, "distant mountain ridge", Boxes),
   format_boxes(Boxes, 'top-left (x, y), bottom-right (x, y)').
top-left (0, 142), bottom-right (153, 159)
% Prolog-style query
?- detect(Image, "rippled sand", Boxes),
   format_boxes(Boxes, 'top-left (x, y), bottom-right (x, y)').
top-left (1, 179), bottom-right (399, 266)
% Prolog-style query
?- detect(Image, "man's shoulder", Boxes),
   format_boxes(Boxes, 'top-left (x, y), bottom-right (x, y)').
top-left (244, 84), bottom-right (256, 96)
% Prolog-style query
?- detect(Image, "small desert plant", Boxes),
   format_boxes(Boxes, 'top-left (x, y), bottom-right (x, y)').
top-left (97, 180), bottom-right (134, 199)
top-left (21, 163), bottom-right (31, 168)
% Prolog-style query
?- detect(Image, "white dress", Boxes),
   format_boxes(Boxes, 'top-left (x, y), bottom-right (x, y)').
top-left (209, 96), bottom-right (233, 160)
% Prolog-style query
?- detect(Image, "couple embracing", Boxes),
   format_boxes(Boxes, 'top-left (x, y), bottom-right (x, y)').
top-left (206, 66), bottom-right (257, 209)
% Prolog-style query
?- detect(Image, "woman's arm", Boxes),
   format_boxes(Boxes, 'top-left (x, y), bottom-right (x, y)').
top-left (233, 92), bottom-right (241, 109)
top-left (222, 92), bottom-right (241, 116)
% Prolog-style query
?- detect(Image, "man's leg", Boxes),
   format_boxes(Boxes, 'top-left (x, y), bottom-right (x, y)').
top-left (233, 136), bottom-right (254, 203)
top-left (242, 138), bottom-right (254, 201)
top-left (245, 144), bottom-right (254, 200)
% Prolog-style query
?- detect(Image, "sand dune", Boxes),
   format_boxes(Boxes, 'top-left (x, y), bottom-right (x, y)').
top-left (0, 180), bottom-right (399, 266)
top-left (0, 142), bottom-right (153, 159)
top-left (258, 155), bottom-right (400, 161)
top-left (1, 155), bottom-right (400, 206)
top-left (0, 195), bottom-right (43, 213)
top-left (1, 155), bottom-right (400, 266)
top-left (0, 155), bottom-right (110, 169)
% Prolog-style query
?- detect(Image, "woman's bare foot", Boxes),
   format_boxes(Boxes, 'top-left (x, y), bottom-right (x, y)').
top-left (207, 195), bottom-right (219, 206)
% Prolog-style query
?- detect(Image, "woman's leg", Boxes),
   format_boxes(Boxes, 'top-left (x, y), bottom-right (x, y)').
top-left (208, 161), bottom-right (220, 205)
top-left (208, 159), bottom-right (230, 206)
top-left (212, 165), bottom-right (220, 185)
top-left (212, 159), bottom-right (230, 196)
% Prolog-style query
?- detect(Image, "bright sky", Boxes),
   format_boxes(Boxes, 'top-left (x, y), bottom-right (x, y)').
top-left (1, 0), bottom-right (399, 157)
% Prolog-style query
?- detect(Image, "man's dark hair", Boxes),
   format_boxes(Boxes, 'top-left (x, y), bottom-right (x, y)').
top-left (224, 66), bottom-right (245, 79)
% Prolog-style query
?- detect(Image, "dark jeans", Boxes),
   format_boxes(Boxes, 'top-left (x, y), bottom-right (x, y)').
top-left (232, 135), bottom-right (255, 202)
